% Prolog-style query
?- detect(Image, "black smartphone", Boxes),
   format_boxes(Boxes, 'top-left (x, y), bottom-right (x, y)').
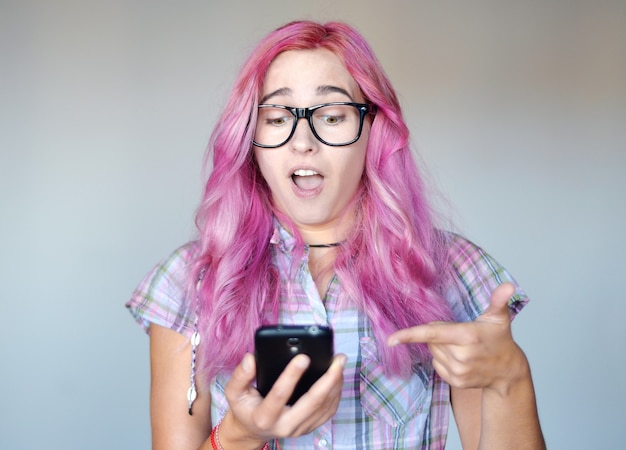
top-left (255, 324), bottom-right (334, 405)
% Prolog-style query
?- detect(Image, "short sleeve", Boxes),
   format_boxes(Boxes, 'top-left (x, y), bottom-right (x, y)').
top-left (444, 233), bottom-right (529, 323)
top-left (125, 242), bottom-right (198, 337)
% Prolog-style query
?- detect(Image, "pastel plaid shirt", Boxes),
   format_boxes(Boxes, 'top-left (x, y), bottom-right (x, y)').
top-left (127, 225), bottom-right (528, 449)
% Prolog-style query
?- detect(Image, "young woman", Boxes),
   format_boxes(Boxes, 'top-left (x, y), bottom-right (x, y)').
top-left (127, 20), bottom-right (545, 449)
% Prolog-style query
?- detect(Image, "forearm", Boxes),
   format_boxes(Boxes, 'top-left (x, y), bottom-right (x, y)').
top-left (479, 350), bottom-right (546, 450)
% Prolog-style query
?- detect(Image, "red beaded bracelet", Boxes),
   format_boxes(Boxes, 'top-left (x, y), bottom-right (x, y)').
top-left (209, 421), bottom-right (273, 450)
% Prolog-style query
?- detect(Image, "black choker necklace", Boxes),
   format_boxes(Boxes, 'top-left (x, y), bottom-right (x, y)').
top-left (308, 241), bottom-right (343, 248)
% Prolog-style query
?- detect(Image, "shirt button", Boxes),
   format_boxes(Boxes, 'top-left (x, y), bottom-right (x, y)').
top-left (319, 438), bottom-right (328, 447)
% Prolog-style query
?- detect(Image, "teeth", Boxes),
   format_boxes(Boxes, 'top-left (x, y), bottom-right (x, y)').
top-left (293, 169), bottom-right (318, 177)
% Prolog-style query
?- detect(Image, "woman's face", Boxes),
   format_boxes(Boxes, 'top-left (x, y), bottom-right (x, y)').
top-left (254, 48), bottom-right (370, 238)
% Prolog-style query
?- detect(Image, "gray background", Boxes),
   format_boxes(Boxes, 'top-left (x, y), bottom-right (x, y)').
top-left (1, 1), bottom-right (624, 448)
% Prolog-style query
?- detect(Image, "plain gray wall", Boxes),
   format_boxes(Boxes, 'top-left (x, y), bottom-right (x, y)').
top-left (1, 1), bottom-right (624, 448)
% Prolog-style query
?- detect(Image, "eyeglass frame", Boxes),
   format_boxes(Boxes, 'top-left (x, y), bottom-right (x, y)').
top-left (252, 101), bottom-right (376, 148)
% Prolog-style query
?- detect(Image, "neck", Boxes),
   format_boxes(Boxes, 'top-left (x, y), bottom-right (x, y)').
top-left (295, 213), bottom-right (355, 248)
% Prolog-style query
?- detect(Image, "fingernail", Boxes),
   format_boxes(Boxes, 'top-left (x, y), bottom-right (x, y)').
top-left (242, 353), bottom-right (253, 371)
top-left (295, 354), bottom-right (310, 368)
top-left (388, 338), bottom-right (399, 347)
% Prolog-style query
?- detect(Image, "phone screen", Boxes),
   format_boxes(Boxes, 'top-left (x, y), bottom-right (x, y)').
top-left (255, 325), bottom-right (334, 405)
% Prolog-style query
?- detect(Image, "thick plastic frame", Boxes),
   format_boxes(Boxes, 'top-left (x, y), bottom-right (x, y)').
top-left (252, 102), bottom-right (374, 148)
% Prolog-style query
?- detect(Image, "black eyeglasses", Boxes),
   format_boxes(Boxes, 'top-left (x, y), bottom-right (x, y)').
top-left (252, 102), bottom-right (375, 148)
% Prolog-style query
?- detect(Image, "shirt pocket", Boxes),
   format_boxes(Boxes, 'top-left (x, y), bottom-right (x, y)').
top-left (359, 337), bottom-right (433, 427)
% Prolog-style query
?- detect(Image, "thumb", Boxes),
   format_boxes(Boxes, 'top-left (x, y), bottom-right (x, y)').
top-left (229, 353), bottom-right (257, 391)
top-left (478, 282), bottom-right (515, 324)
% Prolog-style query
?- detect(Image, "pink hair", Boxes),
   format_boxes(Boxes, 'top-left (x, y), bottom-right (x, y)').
top-left (191, 21), bottom-right (453, 381)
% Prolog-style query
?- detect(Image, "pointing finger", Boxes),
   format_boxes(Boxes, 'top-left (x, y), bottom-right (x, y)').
top-left (388, 283), bottom-right (517, 347)
top-left (387, 321), bottom-right (470, 346)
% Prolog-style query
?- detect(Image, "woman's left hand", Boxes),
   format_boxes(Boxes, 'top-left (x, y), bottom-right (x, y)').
top-left (387, 282), bottom-right (528, 393)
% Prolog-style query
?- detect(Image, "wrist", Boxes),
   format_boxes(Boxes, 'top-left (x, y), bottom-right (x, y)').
top-left (214, 412), bottom-right (269, 450)
top-left (486, 345), bottom-right (532, 398)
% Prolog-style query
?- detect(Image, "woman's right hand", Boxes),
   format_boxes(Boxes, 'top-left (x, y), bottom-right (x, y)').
top-left (217, 352), bottom-right (347, 449)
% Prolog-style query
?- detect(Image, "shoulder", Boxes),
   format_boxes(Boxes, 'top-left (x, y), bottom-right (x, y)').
top-left (140, 241), bottom-right (199, 298)
top-left (442, 232), bottom-right (529, 322)
top-left (445, 232), bottom-right (505, 278)
top-left (126, 241), bottom-right (200, 336)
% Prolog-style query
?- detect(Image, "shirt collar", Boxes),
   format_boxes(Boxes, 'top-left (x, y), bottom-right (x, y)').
top-left (269, 219), bottom-right (298, 254)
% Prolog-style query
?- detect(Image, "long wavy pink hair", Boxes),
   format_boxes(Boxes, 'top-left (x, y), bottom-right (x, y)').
top-left (191, 20), bottom-right (454, 381)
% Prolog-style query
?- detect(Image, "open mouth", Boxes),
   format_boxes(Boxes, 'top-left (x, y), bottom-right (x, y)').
top-left (291, 169), bottom-right (324, 190)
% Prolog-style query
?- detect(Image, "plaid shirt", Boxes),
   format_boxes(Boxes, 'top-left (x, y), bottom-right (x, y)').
top-left (127, 225), bottom-right (528, 449)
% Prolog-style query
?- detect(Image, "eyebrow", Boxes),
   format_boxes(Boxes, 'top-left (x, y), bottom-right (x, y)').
top-left (316, 85), bottom-right (354, 101)
top-left (260, 88), bottom-right (291, 104)
top-left (260, 85), bottom-right (354, 104)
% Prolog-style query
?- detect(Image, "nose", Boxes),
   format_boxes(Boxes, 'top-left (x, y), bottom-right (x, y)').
top-left (289, 117), bottom-right (317, 153)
